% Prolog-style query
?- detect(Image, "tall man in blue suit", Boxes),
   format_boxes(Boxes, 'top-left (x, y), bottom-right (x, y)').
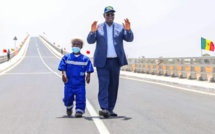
top-left (87, 6), bottom-right (134, 118)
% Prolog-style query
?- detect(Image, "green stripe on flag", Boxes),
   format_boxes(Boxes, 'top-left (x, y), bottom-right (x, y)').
top-left (201, 37), bottom-right (206, 49)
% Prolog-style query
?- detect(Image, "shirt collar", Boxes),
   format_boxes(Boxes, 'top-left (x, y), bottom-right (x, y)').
top-left (105, 22), bottom-right (113, 28)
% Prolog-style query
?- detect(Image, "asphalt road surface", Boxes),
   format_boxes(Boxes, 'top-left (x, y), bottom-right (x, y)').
top-left (0, 37), bottom-right (215, 134)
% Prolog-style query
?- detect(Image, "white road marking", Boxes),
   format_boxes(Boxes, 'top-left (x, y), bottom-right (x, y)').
top-left (86, 100), bottom-right (110, 134)
top-left (37, 47), bottom-right (59, 77)
top-left (25, 56), bottom-right (56, 58)
top-left (5, 72), bottom-right (53, 75)
top-left (39, 37), bottom-right (62, 60)
top-left (36, 40), bottom-right (110, 134)
top-left (120, 76), bottom-right (215, 96)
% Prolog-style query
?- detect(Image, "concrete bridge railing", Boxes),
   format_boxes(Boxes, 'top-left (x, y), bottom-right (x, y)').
top-left (0, 53), bottom-right (16, 64)
top-left (0, 35), bottom-right (30, 64)
top-left (40, 35), bottom-right (215, 83)
top-left (121, 57), bottom-right (215, 82)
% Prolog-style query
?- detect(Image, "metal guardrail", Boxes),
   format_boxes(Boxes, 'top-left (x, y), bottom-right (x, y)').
top-left (40, 35), bottom-right (215, 83)
top-left (0, 35), bottom-right (30, 64)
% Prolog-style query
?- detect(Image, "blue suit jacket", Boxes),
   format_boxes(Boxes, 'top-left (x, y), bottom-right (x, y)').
top-left (87, 22), bottom-right (134, 67)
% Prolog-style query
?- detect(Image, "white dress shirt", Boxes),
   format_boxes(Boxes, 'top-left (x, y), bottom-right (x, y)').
top-left (105, 23), bottom-right (117, 58)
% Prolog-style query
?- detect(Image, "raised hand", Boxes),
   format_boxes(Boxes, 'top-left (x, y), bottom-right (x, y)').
top-left (122, 18), bottom-right (131, 31)
top-left (91, 21), bottom-right (99, 33)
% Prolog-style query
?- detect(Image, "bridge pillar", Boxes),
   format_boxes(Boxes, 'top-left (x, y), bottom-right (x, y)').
top-left (164, 59), bottom-right (171, 76)
top-left (147, 60), bottom-right (152, 74)
top-left (209, 67), bottom-right (215, 82)
top-left (158, 64), bottom-right (163, 76)
top-left (133, 59), bottom-right (138, 73)
top-left (209, 59), bottom-right (215, 82)
top-left (134, 59), bottom-right (142, 73)
top-left (179, 59), bottom-right (187, 78)
top-left (142, 59), bottom-right (147, 73)
top-left (126, 59), bottom-right (133, 72)
top-left (151, 59), bottom-right (157, 75)
top-left (198, 59), bottom-right (208, 81)
top-left (171, 59), bottom-right (179, 77)
top-left (157, 58), bottom-right (163, 76)
top-left (188, 59), bottom-right (197, 80)
top-left (138, 59), bottom-right (144, 73)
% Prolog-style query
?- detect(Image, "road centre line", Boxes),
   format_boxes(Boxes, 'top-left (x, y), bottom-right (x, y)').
top-left (4, 72), bottom-right (53, 75)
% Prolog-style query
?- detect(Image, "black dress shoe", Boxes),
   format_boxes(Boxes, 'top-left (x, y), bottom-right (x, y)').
top-left (99, 109), bottom-right (110, 118)
top-left (109, 111), bottom-right (117, 116)
top-left (66, 108), bottom-right (73, 116)
top-left (75, 112), bottom-right (83, 118)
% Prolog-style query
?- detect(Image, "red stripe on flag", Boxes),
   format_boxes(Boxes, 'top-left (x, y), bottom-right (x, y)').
top-left (210, 42), bottom-right (214, 51)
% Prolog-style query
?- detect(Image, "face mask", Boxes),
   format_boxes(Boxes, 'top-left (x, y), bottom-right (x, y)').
top-left (72, 47), bottom-right (81, 53)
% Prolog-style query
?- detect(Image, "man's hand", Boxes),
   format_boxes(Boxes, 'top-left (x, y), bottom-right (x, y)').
top-left (86, 73), bottom-right (91, 84)
top-left (91, 21), bottom-right (99, 33)
top-left (62, 74), bottom-right (68, 83)
top-left (122, 18), bottom-right (131, 31)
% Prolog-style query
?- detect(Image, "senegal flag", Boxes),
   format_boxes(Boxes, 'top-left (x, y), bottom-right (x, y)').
top-left (201, 37), bottom-right (214, 51)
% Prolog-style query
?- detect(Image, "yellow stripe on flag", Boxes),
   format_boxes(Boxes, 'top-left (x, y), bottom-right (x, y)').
top-left (205, 39), bottom-right (211, 50)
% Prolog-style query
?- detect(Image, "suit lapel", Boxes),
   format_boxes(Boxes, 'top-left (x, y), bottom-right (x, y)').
top-left (103, 23), bottom-right (107, 47)
top-left (113, 23), bottom-right (120, 41)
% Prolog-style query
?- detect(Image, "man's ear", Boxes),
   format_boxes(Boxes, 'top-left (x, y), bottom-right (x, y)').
top-left (103, 13), bottom-right (105, 18)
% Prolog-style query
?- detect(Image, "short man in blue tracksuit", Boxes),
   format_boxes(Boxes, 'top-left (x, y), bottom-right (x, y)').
top-left (58, 37), bottom-right (94, 117)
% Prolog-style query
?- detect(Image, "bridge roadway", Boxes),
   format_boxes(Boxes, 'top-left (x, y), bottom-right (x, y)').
top-left (0, 37), bottom-right (215, 134)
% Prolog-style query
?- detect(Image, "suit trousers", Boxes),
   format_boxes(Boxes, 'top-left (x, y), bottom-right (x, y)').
top-left (96, 58), bottom-right (120, 111)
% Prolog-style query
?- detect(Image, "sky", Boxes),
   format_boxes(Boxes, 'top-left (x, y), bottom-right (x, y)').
top-left (1, 0), bottom-right (215, 57)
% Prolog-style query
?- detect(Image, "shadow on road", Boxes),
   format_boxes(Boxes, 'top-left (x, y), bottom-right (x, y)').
top-left (56, 115), bottom-right (78, 119)
top-left (84, 116), bottom-right (132, 121)
top-left (56, 115), bottom-right (132, 120)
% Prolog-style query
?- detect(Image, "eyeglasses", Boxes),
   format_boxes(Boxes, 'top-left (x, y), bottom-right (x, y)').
top-left (106, 13), bottom-right (114, 17)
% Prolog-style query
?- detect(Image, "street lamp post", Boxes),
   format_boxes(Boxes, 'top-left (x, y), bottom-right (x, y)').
top-left (13, 36), bottom-right (17, 55)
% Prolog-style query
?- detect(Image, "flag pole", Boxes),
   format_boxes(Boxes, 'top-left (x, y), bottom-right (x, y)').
top-left (201, 37), bottom-right (202, 57)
